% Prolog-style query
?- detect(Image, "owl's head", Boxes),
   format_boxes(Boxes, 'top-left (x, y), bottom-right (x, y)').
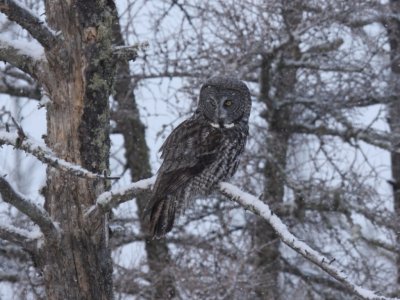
top-left (198, 76), bottom-right (251, 128)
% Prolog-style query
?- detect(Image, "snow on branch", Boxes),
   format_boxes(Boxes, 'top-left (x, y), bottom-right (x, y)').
top-left (0, 222), bottom-right (41, 250)
top-left (0, 37), bottom-right (44, 79)
top-left (86, 176), bottom-right (156, 218)
top-left (86, 175), bottom-right (397, 299)
top-left (0, 131), bottom-right (119, 180)
top-left (0, 80), bottom-right (41, 100)
top-left (113, 45), bottom-right (140, 62)
top-left (0, 175), bottom-right (58, 241)
top-left (0, 0), bottom-right (58, 49)
top-left (219, 182), bottom-right (397, 300)
top-left (113, 42), bottom-right (148, 62)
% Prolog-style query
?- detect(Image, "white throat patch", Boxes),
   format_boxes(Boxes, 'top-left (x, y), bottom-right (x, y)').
top-left (210, 122), bottom-right (234, 129)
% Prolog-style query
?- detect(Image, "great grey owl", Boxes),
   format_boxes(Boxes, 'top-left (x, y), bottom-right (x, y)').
top-left (146, 76), bottom-right (251, 237)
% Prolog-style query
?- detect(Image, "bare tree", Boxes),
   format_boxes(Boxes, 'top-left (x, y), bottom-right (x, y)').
top-left (121, 0), bottom-right (399, 298)
top-left (0, 0), bottom-right (399, 300)
top-left (111, 13), bottom-right (177, 299)
top-left (0, 0), bottom-right (135, 298)
top-left (385, 0), bottom-right (400, 294)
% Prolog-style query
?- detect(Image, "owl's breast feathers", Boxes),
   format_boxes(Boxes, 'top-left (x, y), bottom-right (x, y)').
top-left (146, 118), bottom-right (247, 237)
top-left (156, 119), bottom-right (224, 193)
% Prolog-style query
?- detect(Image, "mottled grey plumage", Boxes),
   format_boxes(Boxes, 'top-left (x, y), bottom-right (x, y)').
top-left (146, 76), bottom-right (251, 237)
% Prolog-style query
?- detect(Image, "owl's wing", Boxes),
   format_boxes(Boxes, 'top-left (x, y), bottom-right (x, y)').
top-left (156, 118), bottom-right (222, 195)
top-left (146, 118), bottom-right (223, 237)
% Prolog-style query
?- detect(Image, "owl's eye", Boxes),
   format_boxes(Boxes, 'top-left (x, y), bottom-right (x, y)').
top-left (223, 100), bottom-right (233, 107)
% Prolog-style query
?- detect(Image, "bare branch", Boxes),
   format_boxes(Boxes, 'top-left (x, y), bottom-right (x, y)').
top-left (283, 60), bottom-right (364, 73)
top-left (304, 38), bottom-right (344, 54)
top-left (0, 131), bottom-right (119, 180)
top-left (0, 270), bottom-right (20, 283)
top-left (0, 81), bottom-right (41, 99)
top-left (281, 94), bottom-right (399, 109)
top-left (89, 174), bottom-right (398, 299)
top-left (219, 182), bottom-right (396, 300)
top-left (360, 236), bottom-right (399, 253)
top-left (0, 222), bottom-right (41, 250)
top-left (289, 123), bottom-right (394, 152)
top-left (0, 0), bottom-right (58, 49)
top-left (0, 175), bottom-right (58, 241)
top-left (113, 42), bottom-right (148, 62)
top-left (282, 258), bottom-right (352, 295)
top-left (0, 39), bottom-right (44, 79)
top-left (85, 176), bottom-right (156, 218)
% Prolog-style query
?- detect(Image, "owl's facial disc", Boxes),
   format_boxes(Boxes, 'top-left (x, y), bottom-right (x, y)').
top-left (200, 84), bottom-right (245, 129)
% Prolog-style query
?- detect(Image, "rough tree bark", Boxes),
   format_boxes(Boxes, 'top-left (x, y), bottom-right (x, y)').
top-left (111, 15), bottom-right (177, 299)
top-left (252, 3), bottom-right (301, 299)
top-left (385, 0), bottom-right (400, 290)
top-left (38, 1), bottom-right (115, 299)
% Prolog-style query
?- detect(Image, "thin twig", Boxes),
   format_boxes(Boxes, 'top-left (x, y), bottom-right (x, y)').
top-left (219, 182), bottom-right (397, 300)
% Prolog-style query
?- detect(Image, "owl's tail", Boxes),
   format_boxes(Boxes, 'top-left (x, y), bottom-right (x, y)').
top-left (146, 195), bottom-right (176, 238)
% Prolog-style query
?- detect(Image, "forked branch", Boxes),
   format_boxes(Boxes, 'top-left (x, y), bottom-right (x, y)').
top-left (219, 182), bottom-right (397, 300)
top-left (0, 175), bottom-right (58, 241)
top-left (89, 175), bottom-right (398, 300)
top-left (0, 222), bottom-right (41, 250)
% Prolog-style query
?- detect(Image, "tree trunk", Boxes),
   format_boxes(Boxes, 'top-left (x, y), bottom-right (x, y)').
top-left (37, 1), bottom-right (116, 299)
top-left (251, 3), bottom-right (301, 298)
top-left (386, 0), bottom-right (400, 289)
top-left (111, 15), bottom-right (177, 299)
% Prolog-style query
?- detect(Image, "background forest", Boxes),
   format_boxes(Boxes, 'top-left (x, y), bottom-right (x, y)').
top-left (0, 0), bottom-right (399, 299)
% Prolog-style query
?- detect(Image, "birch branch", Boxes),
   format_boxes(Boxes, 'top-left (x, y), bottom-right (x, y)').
top-left (0, 175), bottom-right (58, 241)
top-left (219, 182), bottom-right (397, 300)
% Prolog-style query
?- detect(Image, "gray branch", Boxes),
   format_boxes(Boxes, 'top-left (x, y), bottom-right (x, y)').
top-left (85, 176), bottom-right (156, 218)
top-left (0, 131), bottom-right (119, 180)
top-left (289, 123), bottom-right (394, 152)
top-left (87, 175), bottom-right (397, 300)
top-left (0, 0), bottom-right (58, 49)
top-left (0, 223), bottom-right (40, 250)
top-left (0, 270), bottom-right (20, 283)
top-left (0, 81), bottom-right (41, 100)
top-left (219, 182), bottom-right (396, 300)
top-left (0, 175), bottom-right (58, 242)
top-left (0, 40), bottom-right (44, 79)
top-left (112, 42), bottom-right (148, 62)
